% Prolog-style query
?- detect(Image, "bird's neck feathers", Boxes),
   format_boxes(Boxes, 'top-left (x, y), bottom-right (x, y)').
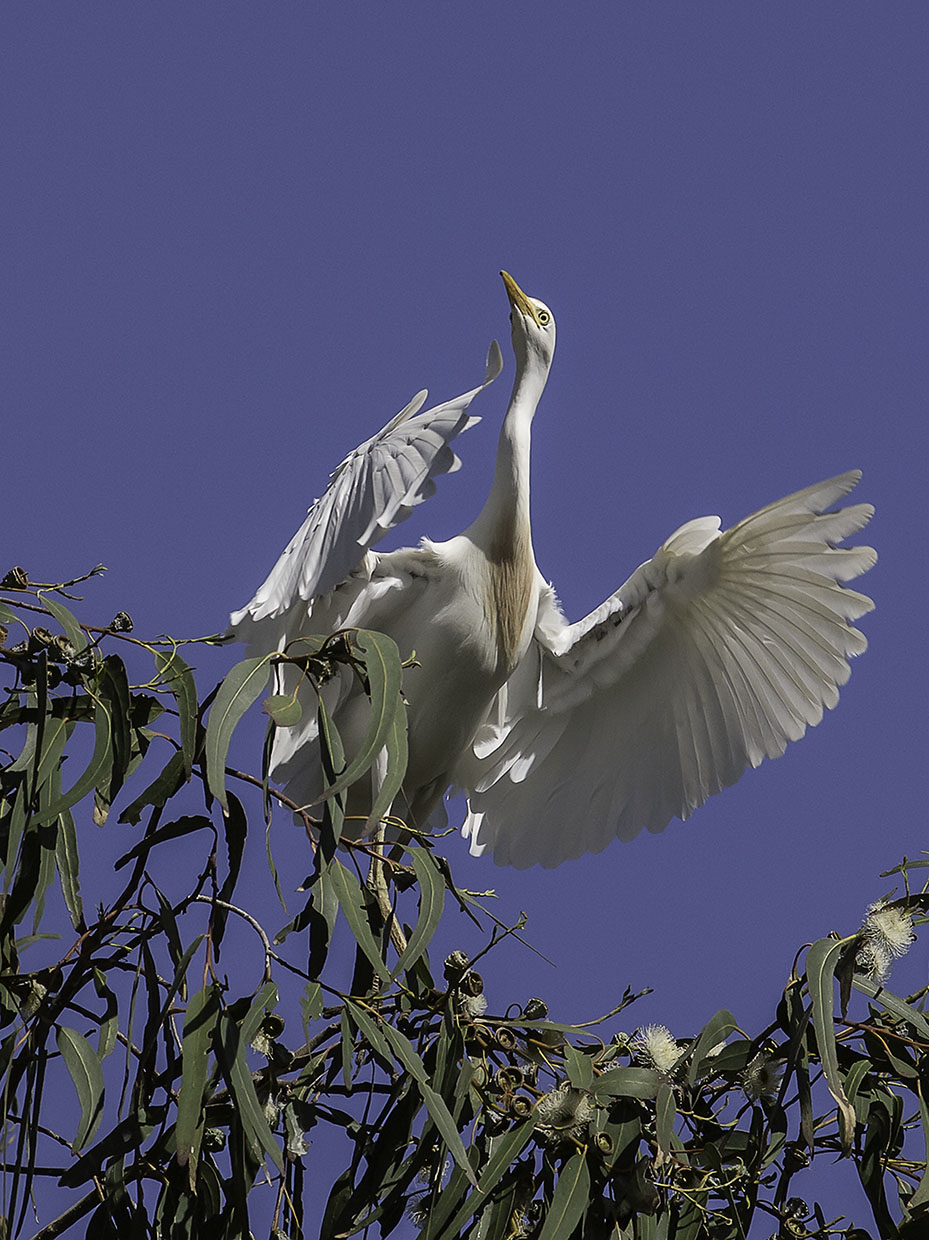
top-left (465, 353), bottom-right (549, 671)
top-left (468, 353), bottom-right (548, 555)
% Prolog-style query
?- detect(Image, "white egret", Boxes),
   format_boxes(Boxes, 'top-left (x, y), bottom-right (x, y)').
top-left (231, 272), bottom-right (875, 868)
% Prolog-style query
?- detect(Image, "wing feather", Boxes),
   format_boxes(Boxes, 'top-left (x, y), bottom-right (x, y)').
top-left (230, 340), bottom-right (503, 629)
top-left (459, 471), bottom-right (875, 867)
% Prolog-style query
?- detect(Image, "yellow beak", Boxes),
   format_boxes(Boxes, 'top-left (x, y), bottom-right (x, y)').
top-left (500, 270), bottom-right (540, 324)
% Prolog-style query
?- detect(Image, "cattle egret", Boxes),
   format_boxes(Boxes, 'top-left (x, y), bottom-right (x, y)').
top-left (231, 273), bottom-right (875, 867)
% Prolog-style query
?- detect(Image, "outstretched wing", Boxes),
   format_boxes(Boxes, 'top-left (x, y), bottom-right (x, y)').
top-left (459, 472), bottom-right (876, 868)
top-left (230, 340), bottom-right (503, 629)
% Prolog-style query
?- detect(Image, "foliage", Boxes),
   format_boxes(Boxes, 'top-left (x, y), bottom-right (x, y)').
top-left (0, 566), bottom-right (927, 1240)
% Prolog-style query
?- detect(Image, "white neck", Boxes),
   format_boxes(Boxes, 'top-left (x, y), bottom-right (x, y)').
top-left (467, 353), bottom-right (549, 559)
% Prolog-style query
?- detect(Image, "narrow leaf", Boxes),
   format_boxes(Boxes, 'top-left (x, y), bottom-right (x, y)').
top-left (220, 1011), bottom-right (284, 1172)
top-left (538, 1150), bottom-right (590, 1240)
top-left (155, 649), bottom-right (198, 778)
top-left (205, 655), bottom-right (271, 811)
top-left (592, 1066), bottom-right (661, 1101)
top-left (55, 806), bottom-right (84, 929)
top-left (376, 1020), bottom-right (478, 1187)
top-left (392, 846), bottom-right (445, 979)
top-left (117, 747), bottom-right (186, 826)
top-left (563, 1042), bottom-right (595, 1091)
top-left (807, 935), bottom-right (857, 1152)
top-left (176, 985), bottom-right (221, 1187)
top-left (687, 1008), bottom-right (738, 1084)
top-left (853, 975), bottom-right (929, 1039)
top-left (36, 698), bottom-right (113, 827)
top-left (38, 593), bottom-right (87, 652)
top-left (326, 859), bottom-right (392, 985)
top-left (655, 1082), bottom-right (676, 1155)
top-left (314, 629), bottom-right (404, 804)
top-left (424, 1117), bottom-right (535, 1239)
top-left (57, 1026), bottom-right (105, 1151)
top-left (345, 999), bottom-right (399, 1072)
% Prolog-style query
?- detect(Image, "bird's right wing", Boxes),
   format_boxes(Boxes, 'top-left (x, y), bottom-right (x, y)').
top-left (458, 472), bottom-right (876, 868)
top-left (230, 340), bottom-right (503, 629)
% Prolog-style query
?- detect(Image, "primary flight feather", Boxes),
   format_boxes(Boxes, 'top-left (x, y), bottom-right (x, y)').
top-left (231, 273), bottom-right (875, 868)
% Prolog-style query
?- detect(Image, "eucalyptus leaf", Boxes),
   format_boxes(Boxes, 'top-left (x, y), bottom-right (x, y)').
top-left (176, 985), bottom-right (221, 1187)
top-left (57, 1026), bottom-right (105, 1151)
top-left (538, 1150), bottom-right (590, 1240)
top-left (806, 935), bottom-right (857, 1152)
top-left (155, 649), bottom-right (198, 778)
top-left (326, 858), bottom-right (392, 986)
top-left (391, 845), bottom-right (445, 980)
top-left (204, 654), bottom-right (271, 811)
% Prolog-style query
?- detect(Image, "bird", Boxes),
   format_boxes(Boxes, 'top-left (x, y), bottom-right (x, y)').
top-left (230, 272), bottom-right (875, 869)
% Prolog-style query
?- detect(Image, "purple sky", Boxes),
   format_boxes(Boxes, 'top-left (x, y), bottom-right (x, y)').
top-left (5, 6), bottom-right (928, 1229)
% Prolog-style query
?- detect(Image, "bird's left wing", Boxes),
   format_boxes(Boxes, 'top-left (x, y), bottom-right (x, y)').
top-left (458, 472), bottom-right (876, 868)
top-left (230, 341), bottom-right (503, 628)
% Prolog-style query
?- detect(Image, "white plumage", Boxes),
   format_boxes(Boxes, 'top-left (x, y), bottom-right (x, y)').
top-left (231, 273), bottom-right (875, 868)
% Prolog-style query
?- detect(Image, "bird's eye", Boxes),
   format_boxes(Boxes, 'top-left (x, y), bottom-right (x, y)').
top-left (537, 310), bottom-right (551, 326)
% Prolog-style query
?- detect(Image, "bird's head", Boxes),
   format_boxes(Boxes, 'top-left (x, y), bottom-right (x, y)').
top-left (501, 271), bottom-right (556, 373)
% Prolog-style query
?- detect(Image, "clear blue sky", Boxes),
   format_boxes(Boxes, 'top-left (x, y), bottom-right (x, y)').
top-left (5, 5), bottom-right (927, 1229)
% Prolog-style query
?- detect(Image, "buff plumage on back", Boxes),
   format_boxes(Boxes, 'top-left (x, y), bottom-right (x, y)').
top-left (458, 471), bottom-right (875, 868)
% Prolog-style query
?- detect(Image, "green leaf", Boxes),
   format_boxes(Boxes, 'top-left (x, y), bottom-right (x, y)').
top-left (374, 1019), bottom-right (478, 1188)
top-left (98, 655), bottom-right (132, 801)
top-left (55, 806), bottom-right (84, 929)
top-left (314, 629), bottom-right (404, 807)
top-left (326, 859), bottom-right (392, 986)
top-left (655, 1081), bottom-right (676, 1155)
top-left (38, 593), bottom-right (87, 652)
top-left (155, 649), bottom-right (198, 779)
top-left (563, 1041), bottom-right (595, 1091)
top-left (345, 999), bottom-right (398, 1073)
top-left (115, 815), bottom-right (212, 870)
top-left (687, 1008), bottom-right (738, 1084)
top-left (392, 846), bottom-right (445, 980)
top-left (538, 1150), bottom-right (590, 1240)
top-left (176, 985), bottom-right (221, 1188)
top-left (214, 791), bottom-right (247, 956)
top-left (340, 1008), bottom-right (354, 1092)
top-left (57, 1026), bottom-right (105, 1151)
top-left (36, 697), bottom-right (113, 828)
top-left (219, 1009), bottom-right (284, 1173)
top-left (117, 747), bottom-right (187, 825)
top-left (365, 672), bottom-right (408, 832)
top-left (263, 692), bottom-right (303, 727)
top-left (423, 1117), bottom-right (536, 1239)
top-left (241, 980), bottom-right (279, 1047)
top-left (204, 655), bottom-right (271, 811)
top-left (853, 975), bottom-right (929, 1040)
top-left (806, 935), bottom-right (857, 1152)
top-left (908, 1090), bottom-right (929, 1209)
top-left (592, 1066), bottom-right (661, 1101)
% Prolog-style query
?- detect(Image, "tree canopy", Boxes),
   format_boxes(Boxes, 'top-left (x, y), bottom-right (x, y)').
top-left (0, 566), bottom-right (926, 1240)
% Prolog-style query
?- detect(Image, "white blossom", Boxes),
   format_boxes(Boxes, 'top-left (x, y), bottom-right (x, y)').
top-left (633, 1024), bottom-right (683, 1076)
top-left (740, 1053), bottom-right (783, 1101)
top-left (455, 991), bottom-right (488, 1019)
top-left (535, 1084), bottom-right (592, 1142)
top-left (856, 899), bottom-right (915, 982)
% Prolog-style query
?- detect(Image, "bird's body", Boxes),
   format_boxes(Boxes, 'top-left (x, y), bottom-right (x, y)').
top-left (231, 273), bottom-right (875, 867)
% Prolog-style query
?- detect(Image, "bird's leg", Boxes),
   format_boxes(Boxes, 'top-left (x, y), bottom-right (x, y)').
top-left (366, 820), bottom-right (407, 957)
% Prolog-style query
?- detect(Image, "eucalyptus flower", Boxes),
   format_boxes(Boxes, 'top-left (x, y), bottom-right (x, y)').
top-left (856, 899), bottom-right (915, 982)
top-left (740, 1052), bottom-right (783, 1101)
top-left (535, 1084), bottom-right (592, 1143)
top-left (455, 991), bottom-right (488, 1019)
top-left (632, 1023), bottom-right (683, 1076)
